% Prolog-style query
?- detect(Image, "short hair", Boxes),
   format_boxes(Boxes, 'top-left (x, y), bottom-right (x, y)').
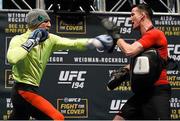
top-left (132, 3), bottom-right (153, 20)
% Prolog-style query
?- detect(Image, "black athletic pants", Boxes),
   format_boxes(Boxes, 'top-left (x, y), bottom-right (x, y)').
top-left (9, 82), bottom-right (64, 120)
top-left (120, 84), bottom-right (171, 120)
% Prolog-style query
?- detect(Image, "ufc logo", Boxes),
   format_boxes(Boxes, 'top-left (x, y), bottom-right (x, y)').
top-left (64, 98), bottom-right (81, 102)
top-left (168, 44), bottom-right (180, 54)
top-left (110, 100), bottom-right (127, 110)
top-left (109, 17), bottom-right (131, 27)
top-left (59, 71), bottom-right (86, 81)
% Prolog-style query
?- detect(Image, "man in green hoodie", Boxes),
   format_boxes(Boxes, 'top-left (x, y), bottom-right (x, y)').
top-left (7, 9), bottom-right (113, 120)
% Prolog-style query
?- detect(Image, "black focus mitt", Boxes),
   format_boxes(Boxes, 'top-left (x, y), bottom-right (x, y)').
top-left (107, 67), bottom-right (129, 90)
top-left (101, 18), bottom-right (120, 53)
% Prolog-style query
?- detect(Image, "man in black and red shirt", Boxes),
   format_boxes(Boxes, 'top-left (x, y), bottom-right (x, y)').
top-left (113, 3), bottom-right (171, 120)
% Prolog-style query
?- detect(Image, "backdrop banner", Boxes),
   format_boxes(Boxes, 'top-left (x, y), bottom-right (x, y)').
top-left (0, 11), bottom-right (180, 120)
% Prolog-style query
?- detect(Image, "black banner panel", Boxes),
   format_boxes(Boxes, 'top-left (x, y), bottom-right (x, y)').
top-left (0, 11), bottom-right (180, 120)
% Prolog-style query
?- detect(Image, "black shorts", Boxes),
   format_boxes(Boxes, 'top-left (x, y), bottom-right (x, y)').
top-left (120, 84), bottom-right (171, 120)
